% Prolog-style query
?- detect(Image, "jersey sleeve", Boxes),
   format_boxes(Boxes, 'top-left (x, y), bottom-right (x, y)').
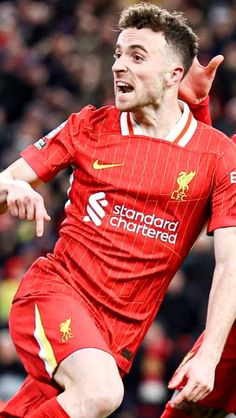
top-left (207, 141), bottom-right (236, 233)
top-left (189, 96), bottom-right (212, 126)
top-left (20, 105), bottom-right (94, 182)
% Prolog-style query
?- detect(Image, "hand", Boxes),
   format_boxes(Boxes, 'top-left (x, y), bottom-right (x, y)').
top-left (168, 352), bottom-right (216, 406)
top-left (6, 179), bottom-right (51, 237)
top-left (179, 55), bottom-right (224, 105)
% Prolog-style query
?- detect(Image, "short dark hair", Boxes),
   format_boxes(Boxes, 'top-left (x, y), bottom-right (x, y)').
top-left (118, 2), bottom-right (198, 74)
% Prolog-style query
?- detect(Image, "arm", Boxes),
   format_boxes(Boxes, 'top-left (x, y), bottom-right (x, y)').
top-left (179, 55), bottom-right (224, 125)
top-left (0, 158), bottom-right (50, 237)
top-left (169, 226), bottom-right (236, 405)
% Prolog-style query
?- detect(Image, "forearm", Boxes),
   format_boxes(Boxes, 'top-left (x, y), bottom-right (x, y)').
top-left (0, 159), bottom-right (41, 200)
top-left (0, 158), bottom-right (42, 215)
top-left (0, 158), bottom-right (50, 235)
top-left (199, 261), bottom-right (236, 363)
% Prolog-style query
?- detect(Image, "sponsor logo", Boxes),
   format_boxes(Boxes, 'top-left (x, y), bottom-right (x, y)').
top-left (230, 171), bottom-right (236, 183)
top-left (34, 138), bottom-right (46, 150)
top-left (83, 192), bottom-right (108, 226)
top-left (59, 318), bottom-right (74, 342)
top-left (34, 121), bottom-right (67, 149)
top-left (84, 193), bottom-right (179, 244)
top-left (171, 171), bottom-right (196, 201)
top-left (93, 159), bottom-right (124, 170)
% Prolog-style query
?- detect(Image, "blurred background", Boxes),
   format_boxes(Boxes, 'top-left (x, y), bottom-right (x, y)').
top-left (0, 0), bottom-right (235, 416)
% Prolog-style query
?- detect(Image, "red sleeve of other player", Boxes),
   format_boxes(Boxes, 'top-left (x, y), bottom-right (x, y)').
top-left (188, 96), bottom-right (212, 126)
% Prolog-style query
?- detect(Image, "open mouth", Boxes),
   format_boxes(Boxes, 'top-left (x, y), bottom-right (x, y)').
top-left (116, 81), bottom-right (134, 94)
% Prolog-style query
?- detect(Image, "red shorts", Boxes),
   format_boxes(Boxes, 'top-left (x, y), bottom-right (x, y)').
top-left (0, 375), bottom-right (59, 417)
top-left (175, 322), bottom-right (236, 413)
top-left (9, 291), bottom-right (113, 385)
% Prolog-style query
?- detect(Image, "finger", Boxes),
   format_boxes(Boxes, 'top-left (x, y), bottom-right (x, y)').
top-left (168, 370), bottom-right (185, 389)
top-left (22, 196), bottom-right (35, 221)
top-left (25, 201), bottom-right (36, 221)
top-left (170, 387), bottom-right (188, 406)
top-left (8, 200), bottom-right (19, 217)
top-left (190, 383), bottom-right (212, 403)
top-left (171, 379), bottom-right (211, 406)
top-left (43, 209), bottom-right (51, 222)
top-left (34, 200), bottom-right (46, 237)
top-left (183, 385), bottom-right (200, 402)
top-left (17, 199), bottom-right (27, 220)
top-left (191, 389), bottom-right (209, 403)
top-left (26, 202), bottom-right (35, 221)
top-left (206, 55), bottom-right (224, 76)
top-left (170, 384), bottom-right (198, 406)
top-left (35, 216), bottom-right (44, 237)
top-left (35, 205), bottom-right (51, 237)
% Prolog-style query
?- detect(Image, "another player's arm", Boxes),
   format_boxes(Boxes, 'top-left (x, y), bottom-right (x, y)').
top-left (199, 226), bottom-right (236, 361)
top-left (167, 55), bottom-right (234, 407)
top-left (169, 226), bottom-right (236, 405)
top-left (0, 158), bottom-right (50, 237)
top-left (179, 55), bottom-right (224, 125)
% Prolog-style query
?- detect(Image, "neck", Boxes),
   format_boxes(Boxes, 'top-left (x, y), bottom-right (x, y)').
top-left (131, 101), bottom-right (183, 138)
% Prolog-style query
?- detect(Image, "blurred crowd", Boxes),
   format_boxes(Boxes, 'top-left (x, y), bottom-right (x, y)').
top-left (0, 0), bottom-right (235, 416)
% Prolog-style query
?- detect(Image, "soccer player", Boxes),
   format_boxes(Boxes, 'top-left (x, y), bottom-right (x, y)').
top-left (161, 56), bottom-right (236, 418)
top-left (1, 3), bottom-right (236, 417)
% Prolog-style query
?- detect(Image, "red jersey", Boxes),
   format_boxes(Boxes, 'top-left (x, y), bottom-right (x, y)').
top-left (17, 102), bottom-right (236, 373)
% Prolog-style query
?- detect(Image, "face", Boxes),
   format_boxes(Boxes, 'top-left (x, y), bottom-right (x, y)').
top-left (112, 27), bottom-right (173, 112)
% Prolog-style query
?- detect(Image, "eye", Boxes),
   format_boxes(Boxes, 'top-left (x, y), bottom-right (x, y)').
top-left (114, 51), bottom-right (121, 60)
top-left (132, 54), bottom-right (143, 63)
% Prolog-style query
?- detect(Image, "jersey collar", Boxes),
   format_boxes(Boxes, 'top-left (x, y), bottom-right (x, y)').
top-left (120, 101), bottom-right (197, 147)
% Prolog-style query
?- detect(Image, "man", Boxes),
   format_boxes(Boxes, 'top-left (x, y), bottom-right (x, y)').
top-left (161, 56), bottom-right (236, 418)
top-left (1, 3), bottom-right (236, 417)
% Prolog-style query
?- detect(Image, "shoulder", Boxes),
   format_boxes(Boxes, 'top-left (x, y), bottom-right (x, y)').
top-left (68, 105), bottom-right (120, 133)
top-left (231, 133), bottom-right (236, 143)
top-left (195, 121), bottom-right (236, 155)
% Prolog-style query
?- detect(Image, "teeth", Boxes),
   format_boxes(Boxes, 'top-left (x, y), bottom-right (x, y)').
top-left (116, 80), bottom-right (133, 94)
top-left (117, 81), bottom-right (131, 87)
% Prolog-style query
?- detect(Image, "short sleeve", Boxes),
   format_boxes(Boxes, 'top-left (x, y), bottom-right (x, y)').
top-left (207, 141), bottom-right (236, 233)
top-left (20, 105), bottom-right (94, 182)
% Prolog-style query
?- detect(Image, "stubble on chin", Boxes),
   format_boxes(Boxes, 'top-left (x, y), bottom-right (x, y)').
top-left (115, 98), bottom-right (135, 112)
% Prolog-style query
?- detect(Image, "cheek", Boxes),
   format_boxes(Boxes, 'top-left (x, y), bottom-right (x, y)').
top-left (151, 73), bottom-right (166, 90)
top-left (138, 74), bottom-right (156, 89)
top-left (143, 76), bottom-right (161, 94)
top-left (135, 69), bottom-right (165, 96)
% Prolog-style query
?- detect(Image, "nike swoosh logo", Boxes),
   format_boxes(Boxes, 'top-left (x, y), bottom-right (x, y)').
top-left (93, 159), bottom-right (124, 170)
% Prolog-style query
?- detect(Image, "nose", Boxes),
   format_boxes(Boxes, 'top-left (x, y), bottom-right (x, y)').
top-left (112, 57), bottom-right (128, 74)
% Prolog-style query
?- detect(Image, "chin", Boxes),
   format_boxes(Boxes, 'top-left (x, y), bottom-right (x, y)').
top-left (115, 100), bottom-right (134, 112)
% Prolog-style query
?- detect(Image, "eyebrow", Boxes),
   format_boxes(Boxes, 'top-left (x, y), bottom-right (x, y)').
top-left (115, 43), bottom-right (148, 54)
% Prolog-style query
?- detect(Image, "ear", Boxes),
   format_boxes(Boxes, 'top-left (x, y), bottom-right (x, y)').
top-left (166, 67), bottom-right (184, 86)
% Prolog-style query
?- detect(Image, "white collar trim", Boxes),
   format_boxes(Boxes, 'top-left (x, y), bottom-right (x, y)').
top-left (120, 100), bottom-right (197, 147)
